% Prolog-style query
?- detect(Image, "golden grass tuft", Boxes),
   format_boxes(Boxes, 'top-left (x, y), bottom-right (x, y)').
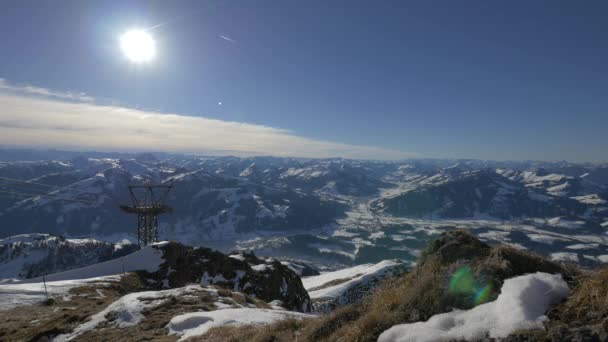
top-left (550, 267), bottom-right (608, 324)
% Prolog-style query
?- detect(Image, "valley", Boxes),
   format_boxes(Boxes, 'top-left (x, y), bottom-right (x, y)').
top-left (1, 151), bottom-right (607, 273)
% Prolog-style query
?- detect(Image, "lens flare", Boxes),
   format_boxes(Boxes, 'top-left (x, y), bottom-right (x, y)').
top-left (474, 283), bottom-right (493, 305)
top-left (449, 266), bottom-right (494, 306)
top-left (449, 266), bottom-right (476, 294)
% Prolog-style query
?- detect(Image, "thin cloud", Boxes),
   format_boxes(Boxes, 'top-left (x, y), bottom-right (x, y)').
top-left (0, 78), bottom-right (94, 103)
top-left (0, 79), bottom-right (415, 160)
top-left (219, 35), bottom-right (237, 44)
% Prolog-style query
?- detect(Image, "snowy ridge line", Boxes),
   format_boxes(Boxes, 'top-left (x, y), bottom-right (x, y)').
top-left (303, 260), bottom-right (404, 311)
top-left (16, 241), bottom-right (166, 284)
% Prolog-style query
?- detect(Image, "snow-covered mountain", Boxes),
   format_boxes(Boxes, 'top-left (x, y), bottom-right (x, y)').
top-left (1, 150), bottom-right (608, 269)
top-left (0, 157), bottom-right (348, 241)
top-left (0, 234), bottom-right (137, 280)
top-left (374, 169), bottom-right (601, 222)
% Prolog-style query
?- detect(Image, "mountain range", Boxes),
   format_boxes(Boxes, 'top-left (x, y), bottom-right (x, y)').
top-left (1, 149), bottom-right (607, 269)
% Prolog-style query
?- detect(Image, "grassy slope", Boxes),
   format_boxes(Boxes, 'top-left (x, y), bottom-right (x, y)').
top-left (0, 273), bottom-right (148, 342)
top-left (3, 230), bottom-right (608, 341)
top-left (192, 230), bottom-right (585, 342)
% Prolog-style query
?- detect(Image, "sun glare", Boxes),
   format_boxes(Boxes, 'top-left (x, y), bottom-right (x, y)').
top-left (120, 30), bottom-right (156, 63)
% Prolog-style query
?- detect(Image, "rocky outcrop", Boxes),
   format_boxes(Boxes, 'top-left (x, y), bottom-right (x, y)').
top-left (418, 230), bottom-right (574, 311)
top-left (149, 242), bottom-right (311, 312)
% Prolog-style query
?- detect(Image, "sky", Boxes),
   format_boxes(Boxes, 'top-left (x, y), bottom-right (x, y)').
top-left (0, 0), bottom-right (606, 162)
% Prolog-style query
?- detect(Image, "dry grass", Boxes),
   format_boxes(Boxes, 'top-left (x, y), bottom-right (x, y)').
top-left (1, 231), bottom-right (587, 342)
top-left (0, 273), bottom-right (272, 342)
top-left (0, 272), bottom-right (148, 342)
top-left (216, 288), bottom-right (271, 309)
top-left (549, 267), bottom-right (608, 325)
top-left (307, 274), bottom-right (363, 292)
top-left (71, 285), bottom-right (269, 342)
top-left (190, 233), bottom-right (577, 342)
top-left (193, 318), bottom-right (313, 342)
top-left (189, 260), bottom-right (444, 342)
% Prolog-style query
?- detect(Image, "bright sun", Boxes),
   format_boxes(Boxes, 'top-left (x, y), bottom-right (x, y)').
top-left (120, 30), bottom-right (156, 63)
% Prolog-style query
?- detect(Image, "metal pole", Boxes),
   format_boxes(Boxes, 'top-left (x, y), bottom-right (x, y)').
top-left (42, 273), bottom-right (49, 298)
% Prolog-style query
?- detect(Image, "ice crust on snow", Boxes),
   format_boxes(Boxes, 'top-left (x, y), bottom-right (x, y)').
top-left (378, 272), bottom-right (569, 342)
top-left (166, 308), bottom-right (315, 341)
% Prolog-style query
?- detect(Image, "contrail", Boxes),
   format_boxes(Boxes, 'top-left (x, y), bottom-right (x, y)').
top-left (219, 35), bottom-right (237, 44)
top-left (140, 5), bottom-right (214, 32)
top-left (142, 22), bottom-right (170, 32)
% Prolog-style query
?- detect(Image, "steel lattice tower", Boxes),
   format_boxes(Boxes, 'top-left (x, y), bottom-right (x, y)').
top-left (120, 185), bottom-right (172, 247)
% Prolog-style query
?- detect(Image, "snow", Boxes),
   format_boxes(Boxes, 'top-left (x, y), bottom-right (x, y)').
top-left (477, 231), bottom-right (510, 244)
top-left (597, 255), bottom-right (608, 263)
top-left (571, 194), bottom-right (606, 205)
top-left (551, 252), bottom-right (579, 263)
top-left (279, 166), bottom-right (329, 180)
top-left (17, 242), bottom-right (166, 283)
top-left (303, 260), bottom-right (401, 303)
top-left (546, 182), bottom-right (570, 196)
top-left (566, 243), bottom-right (599, 250)
top-left (520, 171), bottom-right (569, 184)
top-left (239, 163), bottom-right (255, 177)
top-left (369, 231), bottom-right (385, 239)
top-left (546, 217), bottom-right (586, 229)
top-left (55, 285), bottom-right (214, 341)
top-left (0, 234), bottom-right (133, 280)
top-left (0, 275), bottom-right (121, 311)
top-left (0, 242), bottom-right (167, 311)
top-left (378, 272), bottom-right (569, 342)
top-left (166, 308), bottom-right (314, 341)
top-left (0, 247), bottom-right (48, 280)
top-left (526, 234), bottom-right (570, 245)
top-left (252, 263), bottom-right (272, 272)
top-left (0, 233), bottom-right (52, 245)
top-left (229, 254), bottom-right (246, 261)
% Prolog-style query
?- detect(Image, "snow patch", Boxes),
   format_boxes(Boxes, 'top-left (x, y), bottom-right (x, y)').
top-left (378, 272), bottom-right (569, 342)
top-left (166, 308), bottom-right (314, 341)
top-left (55, 285), bottom-right (212, 341)
top-left (551, 252), bottom-right (579, 263)
top-left (303, 260), bottom-right (402, 305)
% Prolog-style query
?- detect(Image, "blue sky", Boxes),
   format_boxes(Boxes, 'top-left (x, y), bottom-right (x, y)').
top-left (0, 1), bottom-right (606, 162)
